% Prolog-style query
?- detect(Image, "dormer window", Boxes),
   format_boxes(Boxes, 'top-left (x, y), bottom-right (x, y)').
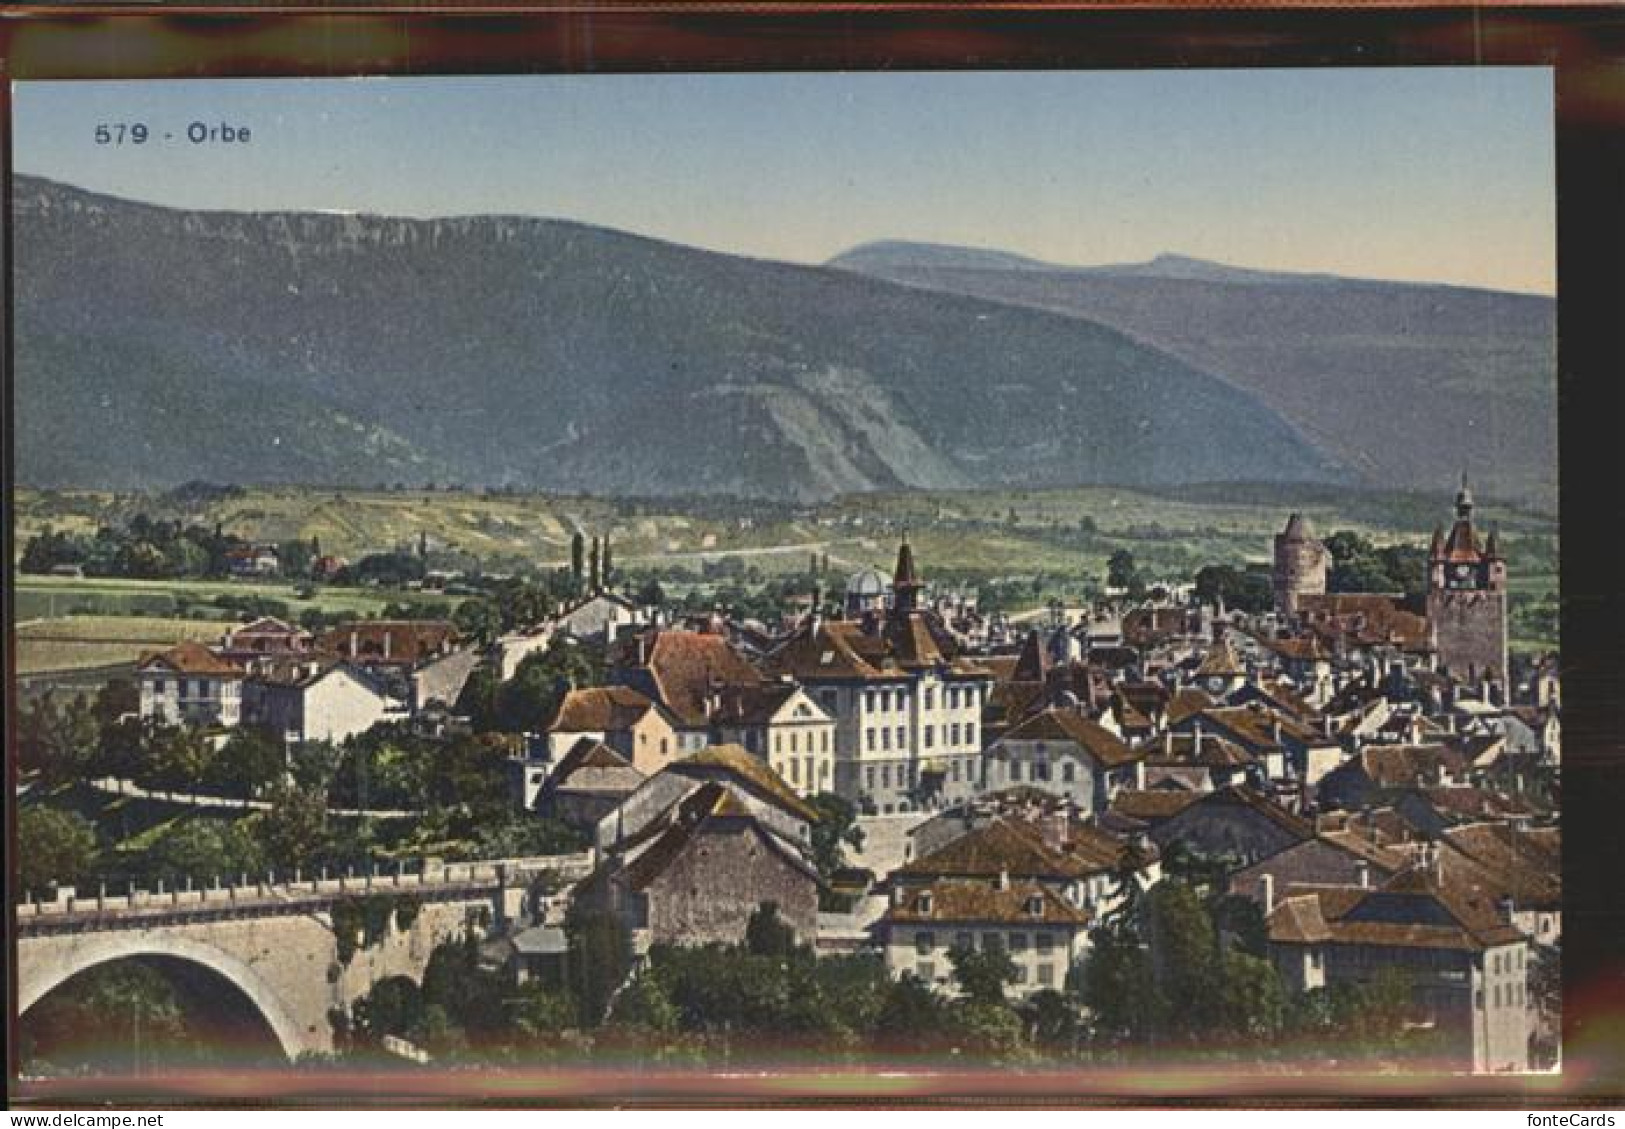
top-left (1025, 895), bottom-right (1044, 917)
top-left (918, 892), bottom-right (933, 914)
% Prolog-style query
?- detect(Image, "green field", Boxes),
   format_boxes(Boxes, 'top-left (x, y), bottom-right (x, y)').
top-left (15, 616), bottom-right (231, 675)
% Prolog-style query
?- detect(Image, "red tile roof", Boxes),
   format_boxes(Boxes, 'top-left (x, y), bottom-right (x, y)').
top-left (138, 641), bottom-right (245, 678)
top-left (882, 877), bottom-right (1090, 927)
top-left (999, 708), bottom-right (1140, 769)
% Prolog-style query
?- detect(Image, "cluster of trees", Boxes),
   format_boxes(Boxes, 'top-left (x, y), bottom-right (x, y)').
top-left (333, 881), bottom-right (1437, 1070)
top-left (19, 517), bottom-right (282, 581)
top-left (15, 680), bottom-right (585, 893)
top-left (1323, 531), bottom-right (1428, 600)
top-left (1193, 563), bottom-right (1275, 615)
top-left (340, 904), bottom-right (1040, 1065)
top-left (456, 639), bottom-right (605, 734)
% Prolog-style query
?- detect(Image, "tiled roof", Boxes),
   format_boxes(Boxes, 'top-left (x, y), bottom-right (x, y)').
top-left (1317, 830), bottom-right (1411, 874)
top-left (674, 743), bottom-right (819, 823)
top-left (550, 685), bottom-right (663, 732)
top-left (1108, 789), bottom-right (1201, 823)
top-left (1296, 594), bottom-right (1432, 652)
top-left (999, 708), bottom-right (1140, 769)
top-left (546, 738), bottom-right (645, 796)
top-left (1196, 641), bottom-right (1242, 678)
top-left (709, 682), bottom-right (803, 727)
top-left (881, 877), bottom-right (1090, 927)
top-left (1196, 703), bottom-right (1317, 751)
top-left (637, 630), bottom-right (764, 727)
top-left (896, 817), bottom-right (1087, 881)
top-left (1165, 687), bottom-right (1215, 727)
top-left (318, 620), bottom-right (460, 666)
top-left (1140, 730), bottom-right (1255, 770)
top-left (1440, 822), bottom-right (1561, 909)
top-left (618, 781), bottom-right (815, 892)
top-left (1357, 744), bottom-right (1468, 789)
top-left (1177, 785), bottom-right (1314, 841)
top-left (249, 654), bottom-right (344, 687)
top-left (1269, 856), bottom-right (1525, 952)
top-left (138, 641), bottom-right (245, 677)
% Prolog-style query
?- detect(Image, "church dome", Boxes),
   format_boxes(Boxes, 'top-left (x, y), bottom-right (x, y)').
top-left (847, 567), bottom-right (889, 597)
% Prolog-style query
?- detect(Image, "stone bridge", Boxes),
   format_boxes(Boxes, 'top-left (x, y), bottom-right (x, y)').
top-left (15, 853), bottom-right (594, 1060)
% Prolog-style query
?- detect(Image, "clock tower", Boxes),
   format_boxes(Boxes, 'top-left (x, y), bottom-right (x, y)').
top-left (1426, 474), bottom-right (1508, 687)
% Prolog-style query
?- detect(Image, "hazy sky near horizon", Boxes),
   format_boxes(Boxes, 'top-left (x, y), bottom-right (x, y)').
top-left (13, 69), bottom-right (1555, 294)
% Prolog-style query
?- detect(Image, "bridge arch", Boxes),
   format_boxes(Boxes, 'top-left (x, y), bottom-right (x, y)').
top-left (18, 932), bottom-right (309, 1061)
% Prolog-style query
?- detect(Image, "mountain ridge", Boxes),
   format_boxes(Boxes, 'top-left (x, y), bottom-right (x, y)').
top-left (13, 174), bottom-right (1342, 502)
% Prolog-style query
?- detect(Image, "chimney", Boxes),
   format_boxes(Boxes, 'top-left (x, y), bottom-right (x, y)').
top-left (890, 885), bottom-right (906, 908)
top-left (1259, 873), bottom-right (1275, 915)
top-left (1354, 859), bottom-right (1370, 889)
top-left (995, 868), bottom-right (1010, 892)
top-left (349, 630), bottom-right (359, 656)
top-left (382, 631), bottom-right (392, 661)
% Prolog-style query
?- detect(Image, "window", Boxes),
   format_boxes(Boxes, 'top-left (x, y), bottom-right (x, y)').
top-left (924, 726), bottom-right (934, 749)
top-left (866, 767), bottom-right (876, 791)
top-left (1035, 760), bottom-right (1050, 781)
top-left (1035, 932), bottom-right (1054, 955)
top-left (805, 757), bottom-right (813, 784)
top-left (895, 726), bottom-right (905, 749)
top-left (967, 723), bottom-right (977, 746)
top-left (982, 933), bottom-right (1001, 952)
top-left (1011, 761), bottom-right (1023, 782)
top-left (822, 732), bottom-right (830, 753)
top-left (1011, 965), bottom-right (1027, 984)
top-left (153, 678), bottom-right (167, 695)
top-left (1062, 762), bottom-right (1075, 784)
top-left (915, 930), bottom-right (936, 956)
top-left (925, 688), bottom-right (935, 710)
top-left (955, 932), bottom-right (973, 951)
top-left (775, 734), bottom-right (783, 753)
top-left (1025, 895), bottom-right (1045, 917)
top-left (950, 760), bottom-right (960, 782)
top-left (950, 723), bottom-right (961, 746)
top-left (915, 961), bottom-right (936, 981)
top-left (866, 728), bottom-right (876, 752)
top-left (948, 687), bottom-right (960, 709)
top-left (882, 728), bottom-right (892, 751)
top-left (1494, 985), bottom-right (1502, 1007)
top-left (881, 690), bottom-right (893, 712)
top-left (882, 765), bottom-right (891, 787)
top-left (1008, 932), bottom-right (1028, 952)
top-left (791, 759), bottom-right (801, 784)
top-left (866, 690), bottom-right (877, 713)
top-left (1037, 964), bottom-right (1055, 986)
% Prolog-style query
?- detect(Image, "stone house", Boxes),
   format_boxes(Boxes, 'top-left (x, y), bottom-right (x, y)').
top-left (137, 642), bottom-right (246, 728)
top-left (574, 780), bottom-right (819, 951)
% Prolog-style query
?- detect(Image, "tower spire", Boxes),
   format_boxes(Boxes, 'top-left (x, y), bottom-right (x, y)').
top-left (1455, 472), bottom-right (1474, 521)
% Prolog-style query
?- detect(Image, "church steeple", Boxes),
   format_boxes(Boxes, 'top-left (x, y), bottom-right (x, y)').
top-left (892, 532), bottom-right (923, 615)
top-left (1455, 471), bottom-right (1474, 522)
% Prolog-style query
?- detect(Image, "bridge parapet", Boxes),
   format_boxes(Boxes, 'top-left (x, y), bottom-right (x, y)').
top-left (14, 850), bottom-right (596, 934)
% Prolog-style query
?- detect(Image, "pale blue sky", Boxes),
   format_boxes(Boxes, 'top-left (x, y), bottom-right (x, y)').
top-left (12, 68), bottom-right (1555, 293)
